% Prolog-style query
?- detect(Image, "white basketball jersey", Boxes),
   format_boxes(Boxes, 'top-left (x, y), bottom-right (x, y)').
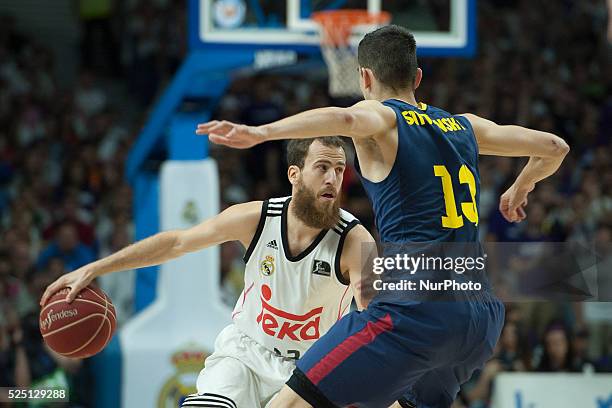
top-left (232, 196), bottom-right (359, 360)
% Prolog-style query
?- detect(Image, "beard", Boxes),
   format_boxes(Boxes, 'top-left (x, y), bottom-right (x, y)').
top-left (292, 180), bottom-right (340, 230)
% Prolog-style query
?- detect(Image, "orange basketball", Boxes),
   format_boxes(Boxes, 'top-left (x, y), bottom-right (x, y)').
top-left (39, 285), bottom-right (117, 358)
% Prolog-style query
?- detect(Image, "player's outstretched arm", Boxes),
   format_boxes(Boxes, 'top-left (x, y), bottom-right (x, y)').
top-left (40, 201), bottom-right (263, 304)
top-left (462, 114), bottom-right (570, 223)
top-left (196, 100), bottom-right (396, 148)
top-left (340, 224), bottom-right (378, 310)
top-left (461, 114), bottom-right (569, 158)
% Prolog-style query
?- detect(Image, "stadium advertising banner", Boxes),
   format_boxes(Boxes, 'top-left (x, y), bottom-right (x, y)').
top-left (492, 373), bottom-right (612, 408)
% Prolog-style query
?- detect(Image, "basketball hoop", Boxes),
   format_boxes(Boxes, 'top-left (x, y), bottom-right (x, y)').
top-left (312, 10), bottom-right (392, 97)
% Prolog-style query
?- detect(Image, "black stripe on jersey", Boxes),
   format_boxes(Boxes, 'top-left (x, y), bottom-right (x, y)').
top-left (267, 207), bottom-right (283, 216)
top-left (334, 219), bottom-right (360, 286)
top-left (181, 400), bottom-right (232, 407)
top-left (181, 393), bottom-right (237, 408)
top-left (268, 197), bottom-right (289, 205)
top-left (267, 202), bottom-right (285, 216)
top-left (332, 216), bottom-right (352, 235)
top-left (243, 200), bottom-right (268, 263)
top-left (181, 400), bottom-right (233, 407)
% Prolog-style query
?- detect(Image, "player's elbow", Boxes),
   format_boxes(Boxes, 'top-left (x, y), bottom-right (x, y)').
top-left (559, 138), bottom-right (570, 156)
top-left (531, 131), bottom-right (570, 159)
top-left (550, 135), bottom-right (570, 158)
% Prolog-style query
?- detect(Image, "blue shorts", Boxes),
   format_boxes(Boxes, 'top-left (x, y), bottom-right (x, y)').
top-left (288, 297), bottom-right (504, 408)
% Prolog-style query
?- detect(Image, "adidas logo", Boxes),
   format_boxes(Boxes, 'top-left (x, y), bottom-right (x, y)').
top-left (266, 240), bottom-right (278, 250)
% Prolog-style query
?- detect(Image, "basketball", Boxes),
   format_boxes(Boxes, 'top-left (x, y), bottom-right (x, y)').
top-left (39, 285), bottom-right (117, 358)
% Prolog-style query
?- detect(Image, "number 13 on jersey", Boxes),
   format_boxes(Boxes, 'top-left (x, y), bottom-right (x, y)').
top-left (434, 165), bottom-right (479, 228)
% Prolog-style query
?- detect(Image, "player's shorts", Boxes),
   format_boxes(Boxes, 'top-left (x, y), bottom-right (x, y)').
top-left (181, 324), bottom-right (295, 408)
top-left (288, 295), bottom-right (504, 408)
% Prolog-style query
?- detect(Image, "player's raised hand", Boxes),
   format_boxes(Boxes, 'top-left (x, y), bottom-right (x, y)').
top-left (499, 183), bottom-right (533, 223)
top-left (40, 267), bottom-right (95, 306)
top-left (196, 120), bottom-right (265, 149)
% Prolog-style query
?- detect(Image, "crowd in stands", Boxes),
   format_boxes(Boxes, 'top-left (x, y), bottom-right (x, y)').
top-left (0, 0), bottom-right (186, 405)
top-left (0, 0), bottom-right (610, 406)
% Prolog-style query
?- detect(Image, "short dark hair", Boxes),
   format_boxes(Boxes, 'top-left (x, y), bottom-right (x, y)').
top-left (286, 137), bottom-right (346, 169)
top-left (357, 25), bottom-right (418, 92)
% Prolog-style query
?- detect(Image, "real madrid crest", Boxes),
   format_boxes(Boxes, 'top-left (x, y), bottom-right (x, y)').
top-left (157, 346), bottom-right (209, 408)
top-left (260, 255), bottom-right (275, 276)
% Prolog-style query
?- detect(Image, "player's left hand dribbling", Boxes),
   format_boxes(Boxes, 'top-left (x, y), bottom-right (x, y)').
top-left (195, 120), bottom-right (264, 149)
top-left (40, 267), bottom-right (95, 306)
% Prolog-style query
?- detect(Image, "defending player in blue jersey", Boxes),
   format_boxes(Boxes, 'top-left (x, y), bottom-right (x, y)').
top-left (197, 25), bottom-right (569, 408)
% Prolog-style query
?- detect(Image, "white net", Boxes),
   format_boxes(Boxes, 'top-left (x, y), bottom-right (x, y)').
top-left (320, 43), bottom-right (361, 97)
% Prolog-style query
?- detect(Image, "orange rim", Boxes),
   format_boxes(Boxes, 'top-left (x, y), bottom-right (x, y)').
top-left (311, 9), bottom-right (392, 46)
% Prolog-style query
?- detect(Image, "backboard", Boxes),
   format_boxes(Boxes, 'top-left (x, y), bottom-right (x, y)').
top-left (190, 0), bottom-right (477, 56)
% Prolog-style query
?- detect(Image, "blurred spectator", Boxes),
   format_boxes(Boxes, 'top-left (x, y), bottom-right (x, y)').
top-left (572, 328), bottom-right (597, 372)
top-left (497, 321), bottom-right (531, 372)
top-left (43, 190), bottom-right (96, 247)
top-left (1, 250), bottom-right (33, 320)
top-left (536, 322), bottom-right (575, 372)
top-left (74, 71), bottom-right (108, 118)
top-left (36, 222), bottom-right (95, 272)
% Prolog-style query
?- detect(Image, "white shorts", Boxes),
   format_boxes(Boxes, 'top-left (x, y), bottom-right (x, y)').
top-left (181, 324), bottom-right (295, 408)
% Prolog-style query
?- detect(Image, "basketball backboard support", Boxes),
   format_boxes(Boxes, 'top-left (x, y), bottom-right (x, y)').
top-left (189, 0), bottom-right (477, 56)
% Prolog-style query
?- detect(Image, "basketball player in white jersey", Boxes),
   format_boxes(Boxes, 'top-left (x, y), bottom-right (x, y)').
top-left (40, 137), bottom-right (376, 408)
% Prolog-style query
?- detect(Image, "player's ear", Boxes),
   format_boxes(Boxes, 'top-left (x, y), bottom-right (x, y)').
top-left (414, 68), bottom-right (423, 91)
top-left (361, 68), bottom-right (374, 91)
top-left (287, 165), bottom-right (300, 186)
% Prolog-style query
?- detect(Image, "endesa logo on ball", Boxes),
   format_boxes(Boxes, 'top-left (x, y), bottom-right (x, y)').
top-left (40, 308), bottom-right (78, 331)
top-left (256, 284), bottom-right (322, 341)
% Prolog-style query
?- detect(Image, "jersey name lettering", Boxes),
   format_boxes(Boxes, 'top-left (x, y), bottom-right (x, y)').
top-left (401, 110), bottom-right (467, 133)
